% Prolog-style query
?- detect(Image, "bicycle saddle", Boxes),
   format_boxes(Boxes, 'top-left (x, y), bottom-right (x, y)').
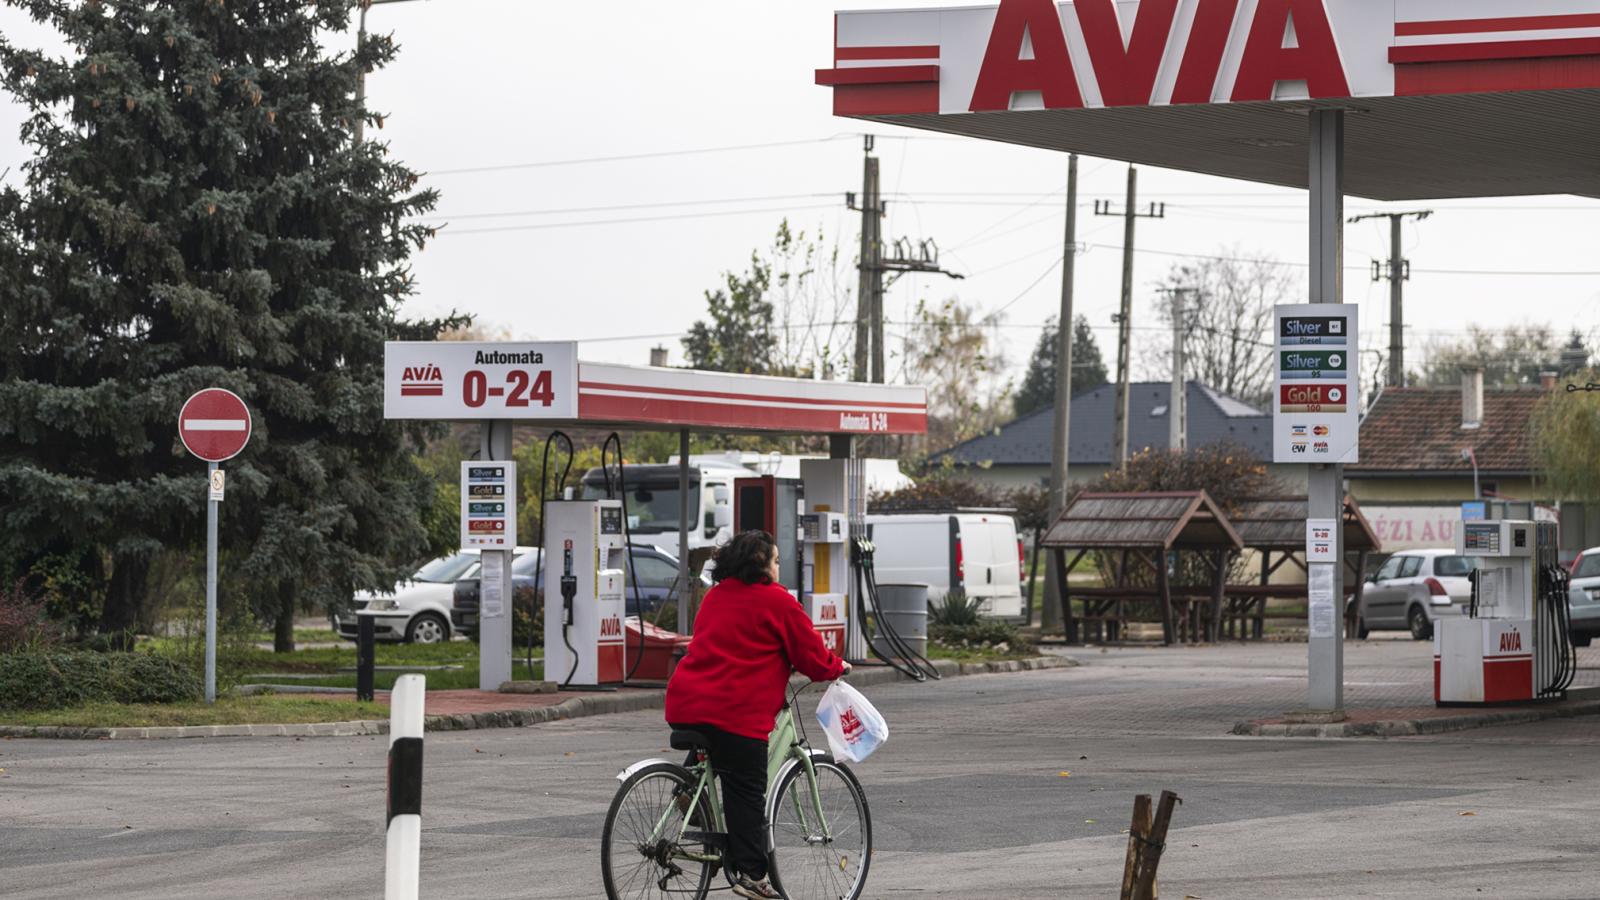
top-left (670, 729), bottom-right (712, 751)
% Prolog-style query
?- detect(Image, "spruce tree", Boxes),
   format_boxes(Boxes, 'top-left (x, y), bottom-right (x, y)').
top-left (0, 0), bottom-right (461, 648)
top-left (1013, 315), bottom-right (1109, 418)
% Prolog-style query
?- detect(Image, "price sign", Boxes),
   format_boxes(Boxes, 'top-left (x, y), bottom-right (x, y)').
top-left (385, 342), bottom-right (578, 420)
top-left (461, 462), bottom-right (517, 548)
top-left (1273, 304), bottom-right (1359, 464)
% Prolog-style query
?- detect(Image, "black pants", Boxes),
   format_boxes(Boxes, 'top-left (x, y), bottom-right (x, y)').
top-left (670, 722), bottom-right (769, 881)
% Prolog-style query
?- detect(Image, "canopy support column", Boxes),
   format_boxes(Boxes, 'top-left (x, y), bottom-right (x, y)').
top-left (1307, 109), bottom-right (1346, 713)
top-left (677, 429), bottom-right (692, 636)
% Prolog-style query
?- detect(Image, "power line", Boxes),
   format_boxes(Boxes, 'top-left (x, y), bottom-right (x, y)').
top-left (423, 192), bottom-right (840, 221)
top-left (434, 203), bottom-right (838, 235)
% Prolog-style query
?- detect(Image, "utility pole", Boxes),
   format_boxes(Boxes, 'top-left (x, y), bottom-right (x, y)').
top-left (1042, 154), bottom-right (1080, 636)
top-left (353, 0), bottom-right (426, 145)
top-left (1349, 209), bottom-right (1431, 388)
top-left (1158, 287), bottom-right (1198, 452)
top-left (848, 138), bottom-right (961, 384)
top-left (1095, 166), bottom-right (1166, 468)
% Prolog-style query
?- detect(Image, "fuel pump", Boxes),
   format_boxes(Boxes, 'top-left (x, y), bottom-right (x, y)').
top-left (1435, 519), bottom-right (1575, 705)
top-left (543, 499), bottom-right (627, 689)
top-left (798, 460), bottom-right (852, 659)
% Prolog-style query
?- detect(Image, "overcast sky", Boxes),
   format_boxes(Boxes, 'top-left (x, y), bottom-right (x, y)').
top-left (3, 0), bottom-right (1597, 394)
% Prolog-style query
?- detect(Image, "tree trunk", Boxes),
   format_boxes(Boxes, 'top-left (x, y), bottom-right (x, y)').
top-left (101, 549), bottom-right (150, 645)
top-left (274, 580), bottom-right (297, 653)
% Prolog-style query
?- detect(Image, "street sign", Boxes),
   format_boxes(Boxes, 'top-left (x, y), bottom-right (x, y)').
top-left (209, 469), bottom-right (226, 503)
top-left (179, 388), bottom-right (253, 462)
top-left (1273, 304), bottom-right (1359, 464)
top-left (1305, 519), bottom-right (1337, 564)
top-left (385, 342), bottom-right (578, 420)
top-left (460, 462), bottom-right (516, 548)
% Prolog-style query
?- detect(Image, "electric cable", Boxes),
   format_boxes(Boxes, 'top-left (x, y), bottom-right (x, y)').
top-left (530, 431), bottom-right (574, 686)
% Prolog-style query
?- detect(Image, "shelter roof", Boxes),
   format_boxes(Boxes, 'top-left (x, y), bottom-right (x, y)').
top-left (1041, 491), bottom-right (1243, 551)
top-left (1348, 387), bottom-right (1543, 475)
top-left (1230, 496), bottom-right (1383, 553)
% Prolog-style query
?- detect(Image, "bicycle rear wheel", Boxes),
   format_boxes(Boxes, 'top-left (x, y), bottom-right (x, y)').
top-left (767, 759), bottom-right (871, 900)
top-left (601, 762), bottom-right (716, 900)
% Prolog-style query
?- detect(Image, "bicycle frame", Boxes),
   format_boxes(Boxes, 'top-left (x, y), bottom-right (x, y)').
top-left (643, 704), bottom-right (835, 868)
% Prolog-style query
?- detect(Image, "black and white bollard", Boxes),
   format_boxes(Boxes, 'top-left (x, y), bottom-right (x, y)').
top-left (385, 673), bottom-right (425, 900)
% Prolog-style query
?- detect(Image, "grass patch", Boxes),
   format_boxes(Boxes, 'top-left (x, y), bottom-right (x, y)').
top-left (926, 642), bottom-right (1036, 663)
top-left (144, 636), bottom-right (479, 674)
top-left (243, 628), bottom-right (342, 644)
top-left (243, 660), bottom-right (541, 691)
top-left (1, 694), bottom-right (389, 728)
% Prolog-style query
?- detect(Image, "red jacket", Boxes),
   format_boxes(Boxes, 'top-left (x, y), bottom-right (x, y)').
top-left (665, 578), bottom-right (845, 740)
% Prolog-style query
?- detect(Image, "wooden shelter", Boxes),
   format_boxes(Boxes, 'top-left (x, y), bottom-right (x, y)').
top-left (1222, 496), bottom-right (1383, 639)
top-left (1041, 492), bottom-right (1244, 645)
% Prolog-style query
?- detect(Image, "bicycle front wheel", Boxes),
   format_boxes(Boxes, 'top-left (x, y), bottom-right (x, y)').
top-left (767, 759), bottom-right (872, 900)
top-left (601, 762), bottom-right (715, 900)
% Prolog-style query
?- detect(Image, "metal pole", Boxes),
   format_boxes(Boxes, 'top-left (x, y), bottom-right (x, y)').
top-left (1307, 109), bottom-right (1346, 713)
top-left (1169, 292), bottom-right (1186, 452)
top-left (676, 429), bottom-right (691, 635)
top-left (1043, 154), bottom-right (1078, 635)
top-left (205, 461), bottom-right (218, 704)
top-left (1388, 216), bottom-right (1403, 387)
top-left (869, 156), bottom-right (884, 384)
top-left (1113, 166), bottom-right (1137, 469)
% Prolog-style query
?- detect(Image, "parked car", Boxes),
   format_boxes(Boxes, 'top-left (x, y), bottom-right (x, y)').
top-left (334, 549), bottom-right (533, 645)
top-left (1568, 547), bottom-right (1600, 647)
top-left (864, 512), bottom-right (1026, 618)
top-left (450, 543), bottom-right (690, 638)
top-left (1357, 549), bottom-right (1484, 640)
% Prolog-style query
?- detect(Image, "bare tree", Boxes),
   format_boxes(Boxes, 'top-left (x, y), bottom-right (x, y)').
top-left (766, 220), bottom-right (856, 379)
top-left (1413, 323), bottom-right (1561, 387)
top-left (896, 297), bottom-right (1012, 453)
top-left (1145, 249), bottom-right (1292, 409)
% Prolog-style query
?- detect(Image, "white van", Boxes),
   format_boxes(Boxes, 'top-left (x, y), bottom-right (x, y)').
top-left (865, 512), bottom-right (1026, 618)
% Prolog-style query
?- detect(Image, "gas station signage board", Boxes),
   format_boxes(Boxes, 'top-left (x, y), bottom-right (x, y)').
top-left (1273, 304), bottom-right (1358, 464)
top-left (461, 462), bottom-right (517, 549)
top-left (385, 341), bottom-right (577, 420)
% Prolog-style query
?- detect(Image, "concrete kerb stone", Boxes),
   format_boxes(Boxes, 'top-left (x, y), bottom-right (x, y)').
top-left (1232, 699), bottom-right (1600, 738)
top-left (0, 655), bottom-right (1078, 741)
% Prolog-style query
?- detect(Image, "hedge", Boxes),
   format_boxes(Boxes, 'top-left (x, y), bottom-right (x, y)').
top-left (0, 652), bottom-right (203, 711)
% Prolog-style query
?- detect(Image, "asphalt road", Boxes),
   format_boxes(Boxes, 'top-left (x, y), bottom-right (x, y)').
top-left (6, 641), bottom-right (1600, 898)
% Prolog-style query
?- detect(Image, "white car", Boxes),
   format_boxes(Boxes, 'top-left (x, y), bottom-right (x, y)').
top-left (864, 512), bottom-right (1027, 619)
top-left (335, 549), bottom-right (532, 644)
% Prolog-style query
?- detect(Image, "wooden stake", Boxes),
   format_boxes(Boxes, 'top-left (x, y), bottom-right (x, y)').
top-left (1132, 790), bottom-right (1181, 900)
top-left (1119, 794), bottom-right (1152, 900)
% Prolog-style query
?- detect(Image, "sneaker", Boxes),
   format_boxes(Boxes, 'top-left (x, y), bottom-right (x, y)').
top-left (731, 874), bottom-right (782, 899)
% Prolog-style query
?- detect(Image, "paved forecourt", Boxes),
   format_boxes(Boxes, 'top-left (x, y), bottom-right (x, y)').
top-left (6, 641), bottom-right (1600, 898)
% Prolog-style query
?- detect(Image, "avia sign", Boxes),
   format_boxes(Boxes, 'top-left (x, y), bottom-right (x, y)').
top-left (816, 0), bottom-right (1600, 115)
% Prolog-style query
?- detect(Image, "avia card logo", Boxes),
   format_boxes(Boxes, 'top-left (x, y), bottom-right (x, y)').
top-left (840, 707), bottom-right (864, 744)
top-left (1313, 425), bottom-right (1330, 436)
top-left (401, 364), bottom-right (444, 397)
top-left (1499, 629), bottom-right (1523, 653)
top-left (1312, 441), bottom-right (1330, 453)
top-left (970, 0), bottom-right (1351, 112)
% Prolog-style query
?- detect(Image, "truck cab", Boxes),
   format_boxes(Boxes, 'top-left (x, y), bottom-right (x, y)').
top-left (579, 461), bottom-right (741, 558)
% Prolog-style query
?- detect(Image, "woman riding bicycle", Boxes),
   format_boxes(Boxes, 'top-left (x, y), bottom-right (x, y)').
top-left (664, 530), bottom-right (852, 900)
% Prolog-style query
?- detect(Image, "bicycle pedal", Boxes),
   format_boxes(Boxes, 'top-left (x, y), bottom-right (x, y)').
top-left (681, 830), bottom-right (729, 848)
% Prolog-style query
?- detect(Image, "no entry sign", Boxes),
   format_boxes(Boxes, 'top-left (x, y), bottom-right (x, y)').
top-left (179, 388), bottom-right (253, 462)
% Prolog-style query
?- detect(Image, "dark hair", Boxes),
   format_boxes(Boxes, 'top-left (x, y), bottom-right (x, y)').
top-left (711, 530), bottom-right (777, 585)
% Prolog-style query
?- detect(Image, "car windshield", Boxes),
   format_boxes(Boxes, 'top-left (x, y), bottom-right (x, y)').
top-left (511, 551), bottom-right (542, 575)
top-left (1577, 554), bottom-right (1600, 579)
top-left (412, 552), bottom-right (479, 584)
top-left (1434, 555), bottom-right (1485, 577)
top-left (580, 482), bottom-right (698, 534)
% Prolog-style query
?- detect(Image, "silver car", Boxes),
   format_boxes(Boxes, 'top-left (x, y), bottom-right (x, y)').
top-left (1568, 547), bottom-right (1600, 647)
top-left (1358, 549), bottom-right (1483, 640)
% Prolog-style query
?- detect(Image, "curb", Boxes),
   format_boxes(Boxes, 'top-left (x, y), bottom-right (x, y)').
top-left (0, 656), bottom-right (1076, 741)
top-left (1232, 699), bottom-right (1600, 738)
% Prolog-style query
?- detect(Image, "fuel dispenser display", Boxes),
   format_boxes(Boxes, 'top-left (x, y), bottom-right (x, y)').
top-left (543, 499), bottom-right (627, 688)
top-left (1435, 519), bottom-right (1575, 705)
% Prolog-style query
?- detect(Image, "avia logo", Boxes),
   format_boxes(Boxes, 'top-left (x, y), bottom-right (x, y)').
top-left (970, 0), bottom-right (1351, 112)
top-left (1312, 441), bottom-right (1329, 453)
top-left (400, 364), bottom-right (444, 397)
top-left (819, 603), bottom-right (839, 621)
top-left (840, 707), bottom-right (864, 744)
top-left (1499, 630), bottom-right (1523, 653)
top-left (600, 616), bottom-right (622, 638)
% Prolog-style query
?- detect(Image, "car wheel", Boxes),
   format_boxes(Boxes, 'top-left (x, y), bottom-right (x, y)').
top-left (1407, 606), bottom-right (1432, 641)
top-left (1355, 616), bottom-right (1370, 640)
top-left (407, 613), bottom-right (449, 645)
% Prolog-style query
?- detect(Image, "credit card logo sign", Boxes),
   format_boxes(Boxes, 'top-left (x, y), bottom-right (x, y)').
top-left (1291, 425), bottom-right (1308, 437)
top-left (1313, 425), bottom-right (1329, 436)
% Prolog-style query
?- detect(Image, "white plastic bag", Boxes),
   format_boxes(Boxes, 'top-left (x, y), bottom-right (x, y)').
top-left (814, 681), bottom-right (888, 763)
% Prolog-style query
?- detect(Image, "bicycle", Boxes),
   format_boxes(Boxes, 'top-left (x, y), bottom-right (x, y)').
top-left (600, 683), bottom-right (873, 900)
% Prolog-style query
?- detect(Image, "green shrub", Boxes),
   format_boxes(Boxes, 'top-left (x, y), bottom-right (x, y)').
top-left (0, 652), bottom-right (203, 711)
top-left (928, 590), bottom-right (984, 627)
top-left (930, 621), bottom-right (1034, 653)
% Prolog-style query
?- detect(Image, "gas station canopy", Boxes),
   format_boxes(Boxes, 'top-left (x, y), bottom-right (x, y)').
top-left (815, 1), bottom-right (1600, 200)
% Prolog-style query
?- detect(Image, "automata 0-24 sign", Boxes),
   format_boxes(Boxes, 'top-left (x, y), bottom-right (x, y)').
top-left (1274, 304), bottom-right (1358, 464)
top-left (384, 342), bottom-right (578, 420)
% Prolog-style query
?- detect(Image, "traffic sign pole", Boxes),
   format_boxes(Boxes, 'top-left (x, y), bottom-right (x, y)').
top-left (206, 460), bottom-right (219, 704)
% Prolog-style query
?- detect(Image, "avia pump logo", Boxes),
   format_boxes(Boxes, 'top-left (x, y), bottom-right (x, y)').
top-left (600, 617), bottom-right (622, 638)
top-left (400, 364), bottom-right (444, 397)
top-left (1499, 630), bottom-right (1523, 653)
